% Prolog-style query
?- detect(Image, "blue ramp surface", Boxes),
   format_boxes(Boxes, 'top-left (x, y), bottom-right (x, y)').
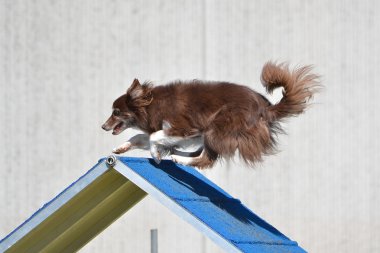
top-left (115, 157), bottom-right (306, 253)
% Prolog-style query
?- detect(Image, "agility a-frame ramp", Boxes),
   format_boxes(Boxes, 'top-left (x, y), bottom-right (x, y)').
top-left (0, 157), bottom-right (306, 253)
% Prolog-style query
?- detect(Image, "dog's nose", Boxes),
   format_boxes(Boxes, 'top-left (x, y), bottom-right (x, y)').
top-left (102, 124), bottom-right (107, 130)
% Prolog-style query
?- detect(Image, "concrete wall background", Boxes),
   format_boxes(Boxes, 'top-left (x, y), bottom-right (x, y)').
top-left (1, 0), bottom-right (379, 252)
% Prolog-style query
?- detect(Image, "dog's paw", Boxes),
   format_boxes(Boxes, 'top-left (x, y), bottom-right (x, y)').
top-left (112, 142), bottom-right (132, 154)
top-left (150, 144), bottom-right (162, 164)
top-left (171, 155), bottom-right (178, 164)
top-left (171, 155), bottom-right (194, 166)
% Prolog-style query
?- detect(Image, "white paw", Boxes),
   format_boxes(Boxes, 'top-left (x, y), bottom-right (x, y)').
top-left (112, 142), bottom-right (132, 154)
top-left (171, 155), bottom-right (194, 166)
top-left (150, 143), bottom-right (162, 164)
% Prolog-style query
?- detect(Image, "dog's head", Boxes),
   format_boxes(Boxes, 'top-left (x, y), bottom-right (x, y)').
top-left (102, 79), bottom-right (153, 135)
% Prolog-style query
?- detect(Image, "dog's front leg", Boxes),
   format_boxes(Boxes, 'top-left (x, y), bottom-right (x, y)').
top-left (113, 134), bottom-right (149, 154)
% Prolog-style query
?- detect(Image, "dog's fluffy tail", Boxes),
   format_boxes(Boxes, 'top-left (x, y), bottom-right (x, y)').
top-left (261, 62), bottom-right (320, 121)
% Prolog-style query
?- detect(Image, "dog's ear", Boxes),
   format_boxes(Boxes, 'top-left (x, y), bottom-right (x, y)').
top-left (127, 79), bottom-right (143, 99)
top-left (127, 79), bottom-right (153, 107)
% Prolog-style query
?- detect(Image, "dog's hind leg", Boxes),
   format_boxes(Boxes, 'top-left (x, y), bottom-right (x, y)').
top-left (149, 129), bottom-right (191, 163)
top-left (149, 120), bottom-right (199, 162)
top-left (171, 148), bottom-right (216, 169)
top-left (150, 120), bottom-right (202, 164)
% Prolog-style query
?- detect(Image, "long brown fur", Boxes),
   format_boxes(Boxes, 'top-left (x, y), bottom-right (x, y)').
top-left (103, 62), bottom-right (320, 169)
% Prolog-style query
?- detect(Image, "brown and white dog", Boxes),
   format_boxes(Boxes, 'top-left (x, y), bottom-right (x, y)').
top-left (102, 62), bottom-right (320, 169)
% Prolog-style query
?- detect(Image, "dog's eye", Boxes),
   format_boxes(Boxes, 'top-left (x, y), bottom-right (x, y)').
top-left (112, 109), bottom-right (120, 116)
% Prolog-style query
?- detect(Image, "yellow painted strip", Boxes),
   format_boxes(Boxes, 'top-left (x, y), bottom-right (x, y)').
top-left (44, 182), bottom-right (146, 253)
top-left (6, 169), bottom-right (147, 253)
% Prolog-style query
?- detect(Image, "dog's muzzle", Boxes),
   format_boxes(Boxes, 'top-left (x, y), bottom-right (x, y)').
top-left (102, 124), bottom-right (111, 131)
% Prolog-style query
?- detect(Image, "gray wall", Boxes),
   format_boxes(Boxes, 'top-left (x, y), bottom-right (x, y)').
top-left (1, 0), bottom-right (379, 252)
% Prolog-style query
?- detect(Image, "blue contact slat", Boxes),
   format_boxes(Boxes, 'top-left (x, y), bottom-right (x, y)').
top-left (116, 157), bottom-right (306, 253)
